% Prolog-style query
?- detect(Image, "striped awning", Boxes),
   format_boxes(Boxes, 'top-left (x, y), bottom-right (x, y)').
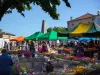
top-left (70, 23), bottom-right (92, 37)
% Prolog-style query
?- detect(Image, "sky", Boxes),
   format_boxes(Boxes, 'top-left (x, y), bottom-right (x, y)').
top-left (0, 0), bottom-right (100, 37)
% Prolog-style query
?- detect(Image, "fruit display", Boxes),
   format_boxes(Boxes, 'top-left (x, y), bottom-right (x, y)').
top-left (65, 66), bottom-right (88, 75)
top-left (41, 50), bottom-right (57, 55)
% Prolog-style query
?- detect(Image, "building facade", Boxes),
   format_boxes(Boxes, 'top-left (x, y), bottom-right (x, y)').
top-left (0, 29), bottom-right (16, 48)
top-left (0, 29), bottom-right (15, 39)
top-left (67, 13), bottom-right (95, 31)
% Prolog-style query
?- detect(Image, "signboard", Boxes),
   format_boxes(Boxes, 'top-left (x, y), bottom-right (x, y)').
top-left (3, 35), bottom-right (9, 39)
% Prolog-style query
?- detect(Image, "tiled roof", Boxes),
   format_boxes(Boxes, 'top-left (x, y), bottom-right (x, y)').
top-left (71, 13), bottom-right (95, 21)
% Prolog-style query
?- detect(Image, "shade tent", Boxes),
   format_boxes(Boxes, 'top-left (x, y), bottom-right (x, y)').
top-left (58, 23), bottom-right (100, 37)
top-left (57, 37), bottom-right (68, 40)
top-left (70, 23), bottom-right (92, 37)
top-left (38, 30), bottom-right (68, 40)
top-left (10, 36), bottom-right (24, 42)
top-left (83, 23), bottom-right (100, 37)
top-left (83, 32), bottom-right (100, 37)
top-left (57, 32), bottom-right (69, 37)
top-left (24, 32), bottom-right (43, 40)
top-left (38, 30), bottom-right (57, 40)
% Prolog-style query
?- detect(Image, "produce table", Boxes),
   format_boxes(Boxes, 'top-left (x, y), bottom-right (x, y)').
top-left (84, 48), bottom-right (97, 58)
top-left (63, 48), bottom-right (73, 53)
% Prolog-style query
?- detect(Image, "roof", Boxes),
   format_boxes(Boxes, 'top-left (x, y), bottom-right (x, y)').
top-left (4, 32), bottom-right (15, 36)
top-left (68, 13), bottom-right (95, 22)
top-left (0, 32), bottom-right (15, 36)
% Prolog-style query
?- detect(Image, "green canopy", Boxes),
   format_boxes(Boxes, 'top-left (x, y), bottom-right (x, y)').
top-left (87, 23), bottom-right (100, 32)
top-left (57, 37), bottom-right (68, 40)
top-left (83, 23), bottom-right (100, 37)
top-left (24, 32), bottom-right (43, 40)
top-left (38, 30), bottom-right (57, 40)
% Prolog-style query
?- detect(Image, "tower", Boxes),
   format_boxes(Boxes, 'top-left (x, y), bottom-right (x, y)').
top-left (41, 20), bottom-right (47, 34)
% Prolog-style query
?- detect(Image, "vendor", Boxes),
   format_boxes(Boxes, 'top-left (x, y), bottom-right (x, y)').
top-left (38, 43), bottom-right (42, 53)
top-left (41, 41), bottom-right (48, 53)
top-left (74, 43), bottom-right (84, 57)
top-left (89, 40), bottom-right (96, 48)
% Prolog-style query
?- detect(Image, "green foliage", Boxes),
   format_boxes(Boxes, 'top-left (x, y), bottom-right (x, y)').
top-left (11, 65), bottom-right (19, 75)
top-left (59, 70), bottom-right (66, 75)
top-left (80, 60), bottom-right (89, 65)
top-left (47, 27), bottom-right (53, 32)
top-left (0, 48), bottom-right (3, 51)
top-left (47, 27), bottom-right (67, 32)
top-left (54, 54), bottom-right (64, 59)
top-left (0, 0), bottom-right (71, 20)
top-left (91, 64), bottom-right (100, 69)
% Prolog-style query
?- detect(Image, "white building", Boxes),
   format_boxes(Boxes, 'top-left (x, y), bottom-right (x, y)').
top-left (0, 29), bottom-right (16, 48)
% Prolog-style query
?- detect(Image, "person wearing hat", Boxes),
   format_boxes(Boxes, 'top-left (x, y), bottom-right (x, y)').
top-left (0, 49), bottom-right (13, 75)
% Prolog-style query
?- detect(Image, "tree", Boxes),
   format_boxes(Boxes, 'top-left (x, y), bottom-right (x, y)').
top-left (0, 0), bottom-right (71, 21)
top-left (47, 27), bottom-right (67, 32)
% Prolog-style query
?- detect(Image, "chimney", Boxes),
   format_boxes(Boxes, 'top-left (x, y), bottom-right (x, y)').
top-left (97, 10), bottom-right (100, 15)
top-left (41, 20), bottom-right (47, 34)
top-left (70, 16), bottom-right (73, 21)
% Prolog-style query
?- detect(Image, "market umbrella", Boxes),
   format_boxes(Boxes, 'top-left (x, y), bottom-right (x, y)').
top-left (24, 32), bottom-right (43, 40)
top-left (38, 30), bottom-right (57, 40)
top-left (10, 36), bottom-right (24, 42)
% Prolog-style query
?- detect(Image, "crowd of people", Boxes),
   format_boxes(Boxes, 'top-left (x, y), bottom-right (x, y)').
top-left (0, 40), bottom-right (55, 75)
top-left (3, 40), bottom-right (100, 58)
top-left (1, 39), bottom-right (100, 75)
top-left (69, 40), bottom-right (100, 59)
top-left (3, 41), bottom-right (51, 57)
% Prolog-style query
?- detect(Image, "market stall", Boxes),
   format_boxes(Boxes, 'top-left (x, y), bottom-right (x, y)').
top-left (57, 23), bottom-right (100, 58)
top-left (38, 30), bottom-right (58, 40)
top-left (10, 36), bottom-right (24, 42)
top-left (24, 32), bottom-right (43, 40)
top-left (57, 22), bottom-right (100, 37)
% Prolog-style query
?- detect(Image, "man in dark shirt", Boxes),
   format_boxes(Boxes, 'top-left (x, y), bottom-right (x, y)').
top-left (29, 41), bottom-right (35, 57)
top-left (0, 49), bottom-right (13, 75)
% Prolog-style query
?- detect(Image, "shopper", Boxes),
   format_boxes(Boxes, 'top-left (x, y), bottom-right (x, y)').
top-left (0, 49), bottom-right (14, 75)
top-left (29, 41), bottom-right (35, 57)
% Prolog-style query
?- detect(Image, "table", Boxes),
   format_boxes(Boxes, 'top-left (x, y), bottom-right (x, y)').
top-left (84, 48), bottom-right (97, 58)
